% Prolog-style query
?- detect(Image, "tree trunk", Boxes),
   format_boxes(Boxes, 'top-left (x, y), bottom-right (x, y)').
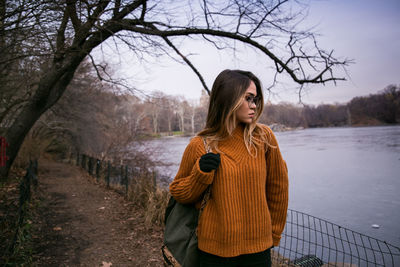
top-left (152, 113), bottom-right (158, 134)
top-left (191, 114), bottom-right (195, 135)
top-left (0, 56), bottom-right (84, 180)
top-left (346, 106), bottom-right (352, 125)
top-left (180, 115), bottom-right (184, 133)
top-left (167, 115), bottom-right (172, 133)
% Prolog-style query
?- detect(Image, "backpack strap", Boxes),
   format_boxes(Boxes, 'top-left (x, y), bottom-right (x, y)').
top-left (198, 138), bottom-right (212, 221)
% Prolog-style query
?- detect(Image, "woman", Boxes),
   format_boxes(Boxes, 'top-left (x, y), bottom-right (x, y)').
top-left (169, 69), bottom-right (288, 267)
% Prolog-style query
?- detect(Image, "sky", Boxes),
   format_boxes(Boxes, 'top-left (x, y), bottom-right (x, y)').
top-left (97, 0), bottom-right (400, 105)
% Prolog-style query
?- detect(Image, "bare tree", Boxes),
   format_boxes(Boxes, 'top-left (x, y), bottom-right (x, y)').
top-left (1, 0), bottom-right (350, 179)
top-left (164, 96), bottom-right (175, 133)
top-left (176, 98), bottom-right (192, 133)
top-left (177, 100), bottom-right (185, 133)
top-left (188, 99), bottom-right (199, 135)
top-left (148, 97), bottom-right (160, 134)
top-left (132, 102), bottom-right (147, 133)
top-left (348, 84), bottom-right (400, 125)
top-left (151, 93), bottom-right (176, 134)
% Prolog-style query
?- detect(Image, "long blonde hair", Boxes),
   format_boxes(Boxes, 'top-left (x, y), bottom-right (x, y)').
top-left (198, 69), bottom-right (269, 156)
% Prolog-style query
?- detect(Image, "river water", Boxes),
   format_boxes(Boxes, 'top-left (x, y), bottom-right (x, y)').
top-left (146, 125), bottom-right (400, 248)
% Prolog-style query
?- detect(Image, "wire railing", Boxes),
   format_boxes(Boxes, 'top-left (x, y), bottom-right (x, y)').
top-left (272, 209), bottom-right (400, 267)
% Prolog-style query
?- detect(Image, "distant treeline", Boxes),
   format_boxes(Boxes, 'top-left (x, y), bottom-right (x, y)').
top-left (9, 58), bottom-right (398, 168)
top-left (260, 84), bottom-right (400, 128)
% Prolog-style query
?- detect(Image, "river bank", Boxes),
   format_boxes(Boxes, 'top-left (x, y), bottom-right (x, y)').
top-left (154, 123), bottom-right (400, 140)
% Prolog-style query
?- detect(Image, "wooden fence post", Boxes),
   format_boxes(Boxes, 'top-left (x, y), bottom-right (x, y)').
top-left (125, 165), bottom-right (129, 195)
top-left (152, 171), bottom-right (157, 192)
top-left (81, 154), bottom-right (86, 170)
top-left (107, 161), bottom-right (110, 188)
top-left (88, 157), bottom-right (93, 176)
top-left (120, 165), bottom-right (124, 186)
top-left (96, 159), bottom-right (101, 181)
top-left (31, 159), bottom-right (38, 188)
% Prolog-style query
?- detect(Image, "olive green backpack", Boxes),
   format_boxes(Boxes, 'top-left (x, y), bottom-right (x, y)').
top-left (162, 139), bottom-right (211, 267)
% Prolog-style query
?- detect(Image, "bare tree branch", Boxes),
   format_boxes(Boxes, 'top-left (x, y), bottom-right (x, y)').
top-left (140, 0), bottom-right (147, 20)
top-left (66, 0), bottom-right (81, 32)
top-left (117, 20), bottom-right (350, 84)
top-left (1, 0), bottom-right (352, 179)
top-left (56, 9), bottom-right (69, 57)
top-left (113, 0), bottom-right (121, 18)
top-left (163, 36), bottom-right (210, 95)
top-left (248, 0), bottom-right (289, 38)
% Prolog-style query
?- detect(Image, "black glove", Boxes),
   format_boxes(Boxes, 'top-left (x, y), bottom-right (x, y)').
top-left (199, 153), bottom-right (220, 172)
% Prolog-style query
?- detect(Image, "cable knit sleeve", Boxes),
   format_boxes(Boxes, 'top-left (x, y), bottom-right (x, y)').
top-left (169, 136), bottom-right (215, 204)
top-left (265, 127), bottom-right (289, 246)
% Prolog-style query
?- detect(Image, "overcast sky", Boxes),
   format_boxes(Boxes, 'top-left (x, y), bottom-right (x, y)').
top-left (98, 0), bottom-right (400, 105)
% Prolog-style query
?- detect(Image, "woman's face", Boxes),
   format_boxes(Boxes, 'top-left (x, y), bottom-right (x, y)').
top-left (235, 81), bottom-right (258, 124)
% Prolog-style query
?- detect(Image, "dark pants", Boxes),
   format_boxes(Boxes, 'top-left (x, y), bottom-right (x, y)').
top-left (199, 248), bottom-right (272, 267)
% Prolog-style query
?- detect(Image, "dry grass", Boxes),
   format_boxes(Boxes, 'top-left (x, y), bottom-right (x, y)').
top-left (0, 168), bottom-right (37, 265)
top-left (271, 250), bottom-right (296, 267)
top-left (127, 173), bottom-right (170, 227)
top-left (143, 187), bottom-right (170, 226)
top-left (13, 134), bottom-right (51, 169)
top-left (68, 151), bottom-right (171, 228)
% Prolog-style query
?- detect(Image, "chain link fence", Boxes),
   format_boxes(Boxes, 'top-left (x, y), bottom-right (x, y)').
top-left (273, 209), bottom-right (400, 267)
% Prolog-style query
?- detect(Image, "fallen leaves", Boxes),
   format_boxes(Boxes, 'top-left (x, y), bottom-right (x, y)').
top-left (29, 160), bottom-right (165, 266)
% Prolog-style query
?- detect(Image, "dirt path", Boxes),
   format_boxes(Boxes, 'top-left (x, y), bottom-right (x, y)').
top-left (32, 159), bottom-right (164, 267)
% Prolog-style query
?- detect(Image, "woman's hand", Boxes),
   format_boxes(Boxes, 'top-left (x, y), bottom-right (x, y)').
top-left (199, 153), bottom-right (221, 172)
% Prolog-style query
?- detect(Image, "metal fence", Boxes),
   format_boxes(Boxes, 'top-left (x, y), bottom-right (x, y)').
top-left (73, 152), bottom-right (156, 195)
top-left (1, 159), bottom-right (38, 260)
top-left (273, 209), bottom-right (400, 267)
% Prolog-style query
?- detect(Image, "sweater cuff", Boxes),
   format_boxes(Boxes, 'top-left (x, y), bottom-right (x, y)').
top-left (192, 158), bottom-right (215, 185)
top-left (272, 233), bottom-right (281, 247)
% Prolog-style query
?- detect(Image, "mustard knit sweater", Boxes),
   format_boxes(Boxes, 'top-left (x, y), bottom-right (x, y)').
top-left (169, 124), bottom-right (288, 258)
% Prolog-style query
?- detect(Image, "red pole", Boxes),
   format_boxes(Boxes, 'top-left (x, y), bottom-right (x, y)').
top-left (0, 136), bottom-right (9, 167)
